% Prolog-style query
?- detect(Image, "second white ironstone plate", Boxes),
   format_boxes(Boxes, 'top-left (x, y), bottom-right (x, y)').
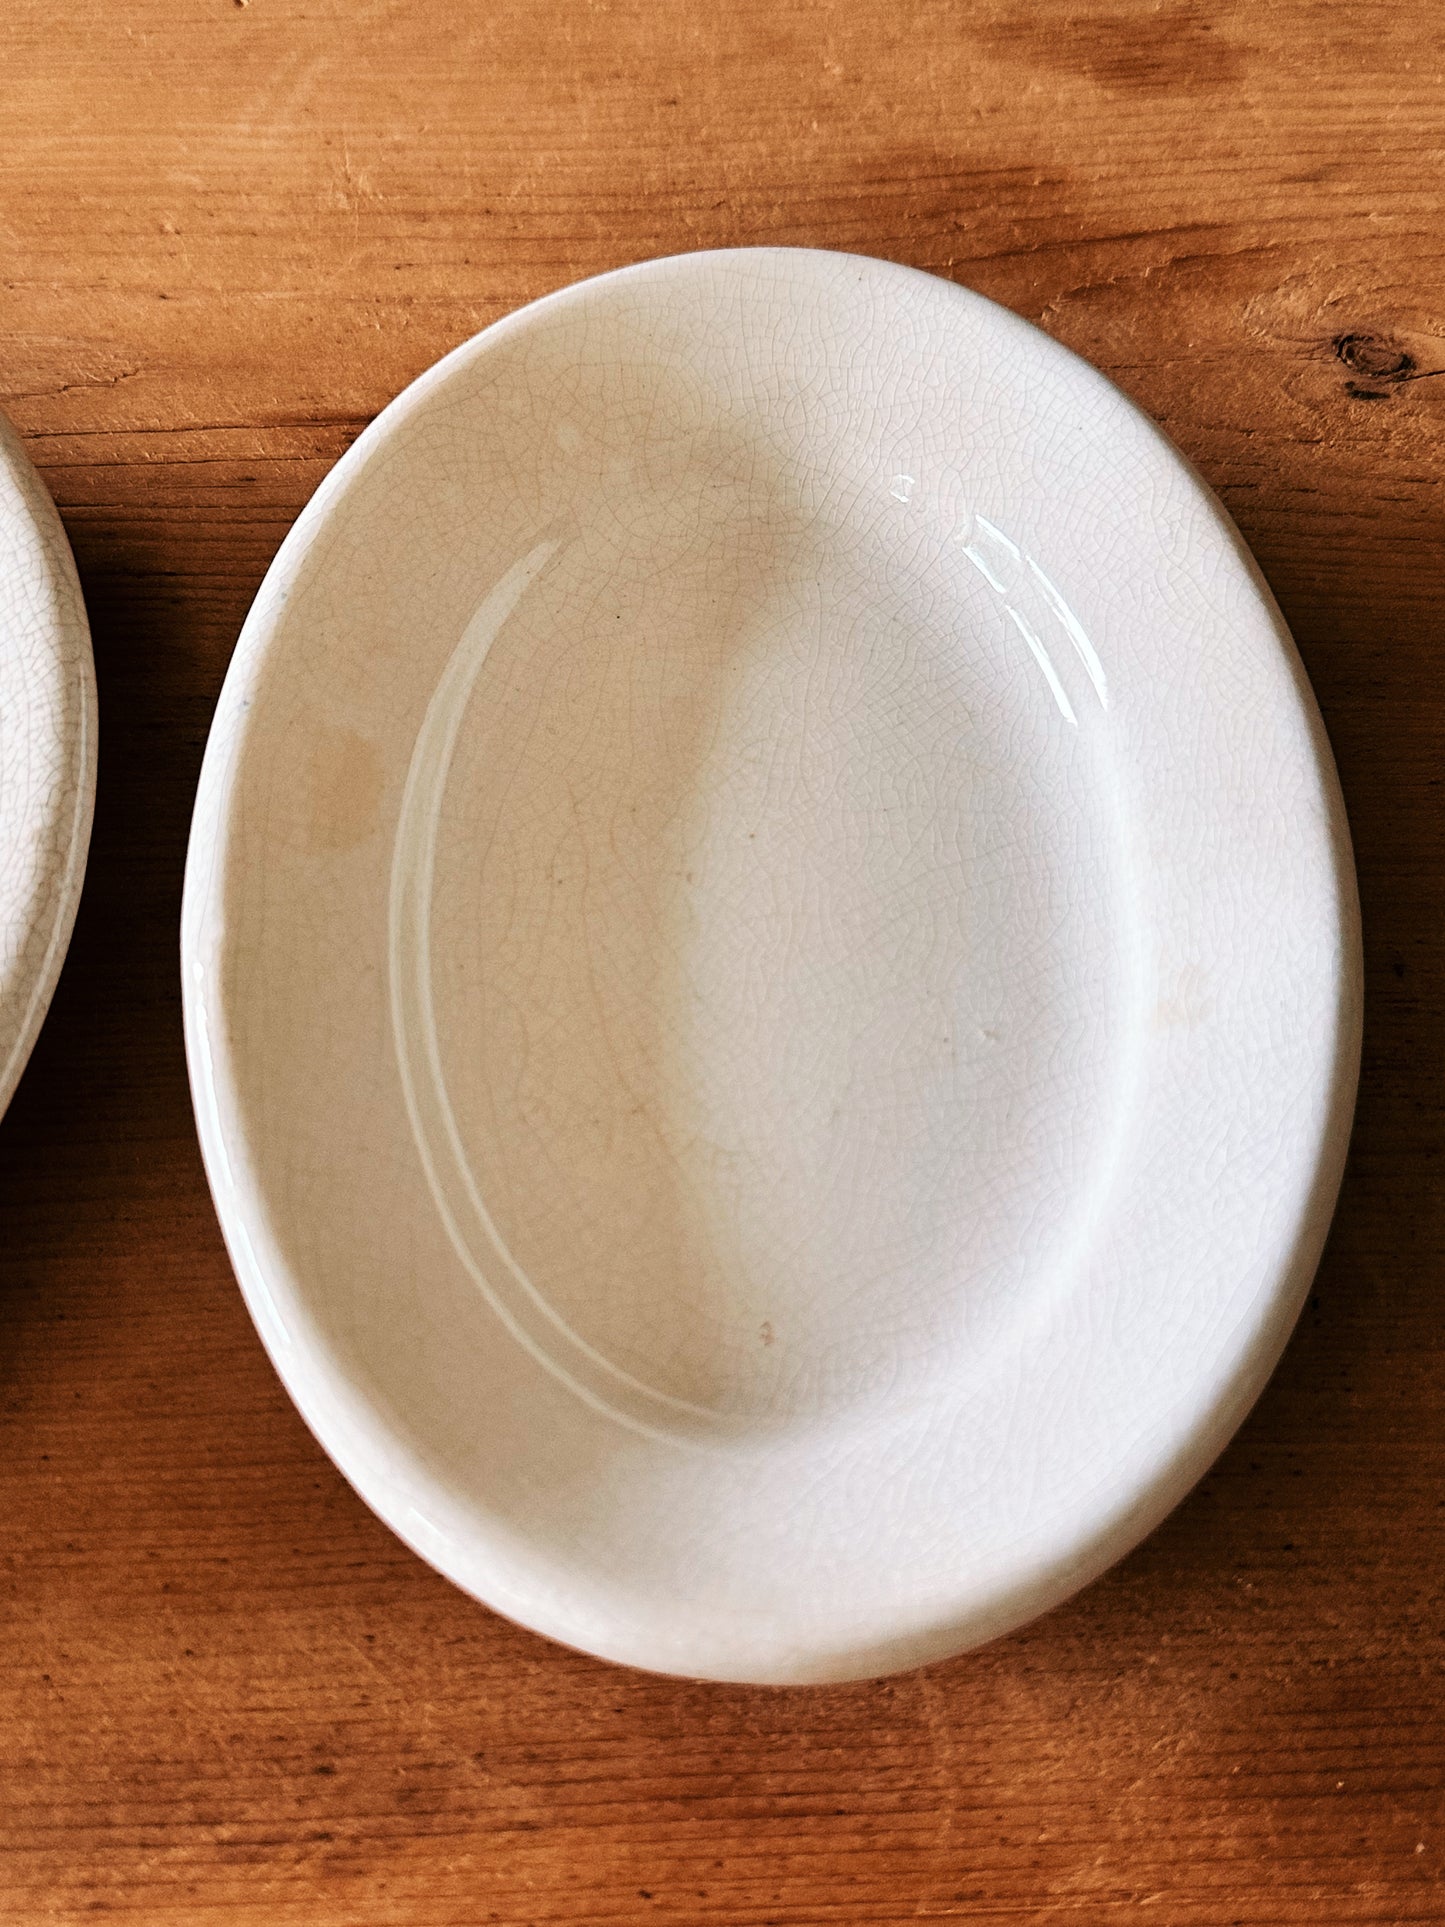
top-left (182, 250), bottom-right (1361, 1683)
top-left (0, 409), bottom-right (95, 1123)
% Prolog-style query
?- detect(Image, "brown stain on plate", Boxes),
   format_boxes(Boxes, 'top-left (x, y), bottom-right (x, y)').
top-left (308, 726), bottom-right (385, 853)
top-left (1152, 963), bottom-right (1213, 1031)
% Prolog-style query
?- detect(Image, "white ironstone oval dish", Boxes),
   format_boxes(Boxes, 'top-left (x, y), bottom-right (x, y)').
top-left (0, 409), bottom-right (95, 1122)
top-left (182, 250), bottom-right (1360, 1684)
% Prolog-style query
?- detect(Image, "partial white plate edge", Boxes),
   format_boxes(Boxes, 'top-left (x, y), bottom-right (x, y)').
top-left (0, 409), bottom-right (97, 1121)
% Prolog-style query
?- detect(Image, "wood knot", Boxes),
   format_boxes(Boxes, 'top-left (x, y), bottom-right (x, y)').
top-left (1334, 331), bottom-right (1415, 399)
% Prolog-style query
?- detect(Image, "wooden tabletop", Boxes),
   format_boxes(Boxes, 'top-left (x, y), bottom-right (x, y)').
top-left (2, 2), bottom-right (1442, 1920)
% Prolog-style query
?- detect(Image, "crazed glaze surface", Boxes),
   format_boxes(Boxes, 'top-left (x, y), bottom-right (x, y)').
top-left (0, 410), bottom-right (96, 1121)
top-left (182, 250), bottom-right (1361, 1683)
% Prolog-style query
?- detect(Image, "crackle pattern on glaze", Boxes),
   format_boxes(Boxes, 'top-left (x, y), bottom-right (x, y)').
top-left (387, 534), bottom-right (747, 1441)
top-left (183, 250), bottom-right (1360, 1682)
top-left (0, 410), bottom-right (96, 1119)
top-left (385, 494), bottom-right (1137, 1443)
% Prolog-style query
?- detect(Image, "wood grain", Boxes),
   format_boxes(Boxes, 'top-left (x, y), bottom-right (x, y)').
top-left (1, 1), bottom-right (1442, 1919)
